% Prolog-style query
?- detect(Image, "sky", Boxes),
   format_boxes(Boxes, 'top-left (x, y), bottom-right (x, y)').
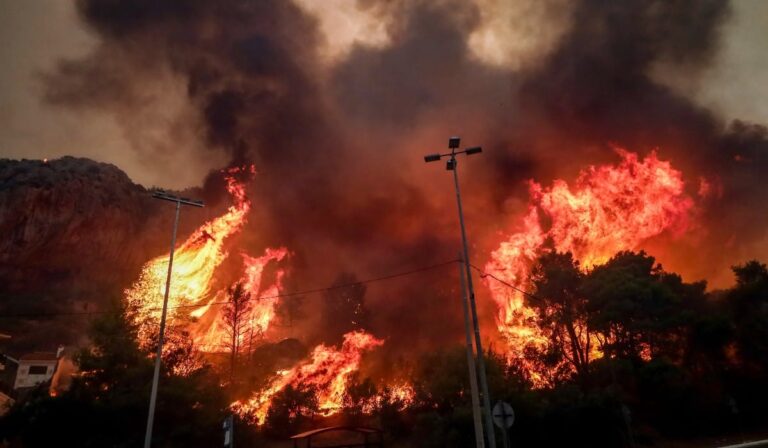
top-left (1, 0), bottom-right (767, 189)
top-left (1, 0), bottom-right (768, 299)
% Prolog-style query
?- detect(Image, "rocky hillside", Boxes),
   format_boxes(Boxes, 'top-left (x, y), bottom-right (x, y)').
top-left (0, 157), bottom-right (201, 351)
top-left (1, 157), bottom-right (165, 288)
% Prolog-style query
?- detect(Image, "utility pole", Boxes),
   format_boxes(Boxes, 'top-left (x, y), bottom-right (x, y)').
top-left (143, 191), bottom-right (204, 448)
top-left (425, 137), bottom-right (497, 448)
top-left (459, 252), bottom-right (486, 448)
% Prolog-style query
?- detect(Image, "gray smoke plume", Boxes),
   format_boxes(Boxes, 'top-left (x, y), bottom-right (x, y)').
top-left (41, 0), bottom-right (768, 351)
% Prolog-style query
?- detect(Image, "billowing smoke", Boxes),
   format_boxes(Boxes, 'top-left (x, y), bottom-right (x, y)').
top-left (41, 0), bottom-right (768, 353)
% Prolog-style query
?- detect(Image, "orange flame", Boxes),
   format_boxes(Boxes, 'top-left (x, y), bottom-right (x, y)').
top-left (192, 247), bottom-right (289, 351)
top-left (124, 169), bottom-right (408, 421)
top-left (485, 150), bottom-right (693, 383)
top-left (232, 331), bottom-right (384, 424)
top-left (125, 166), bottom-right (287, 358)
top-left (361, 382), bottom-right (416, 414)
top-left (126, 167), bottom-right (252, 345)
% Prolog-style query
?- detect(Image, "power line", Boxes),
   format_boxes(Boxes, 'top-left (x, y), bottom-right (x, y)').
top-left (469, 263), bottom-right (544, 304)
top-left (170, 258), bottom-right (460, 310)
top-left (0, 258), bottom-right (460, 319)
top-left (0, 259), bottom-right (547, 320)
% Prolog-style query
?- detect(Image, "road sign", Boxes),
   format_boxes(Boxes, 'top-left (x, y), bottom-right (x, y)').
top-left (223, 415), bottom-right (234, 447)
top-left (493, 401), bottom-right (515, 429)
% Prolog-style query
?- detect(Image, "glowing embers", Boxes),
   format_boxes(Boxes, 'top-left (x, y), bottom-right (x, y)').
top-left (232, 331), bottom-right (388, 425)
top-left (485, 150), bottom-right (693, 385)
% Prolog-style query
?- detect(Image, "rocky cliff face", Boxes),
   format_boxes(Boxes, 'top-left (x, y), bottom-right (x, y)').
top-left (0, 157), bottom-right (203, 351)
top-left (0, 157), bottom-right (171, 290)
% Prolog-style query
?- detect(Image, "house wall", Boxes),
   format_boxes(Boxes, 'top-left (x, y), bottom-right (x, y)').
top-left (13, 360), bottom-right (57, 389)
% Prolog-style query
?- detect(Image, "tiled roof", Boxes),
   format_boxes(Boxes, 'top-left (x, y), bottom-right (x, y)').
top-left (19, 352), bottom-right (57, 362)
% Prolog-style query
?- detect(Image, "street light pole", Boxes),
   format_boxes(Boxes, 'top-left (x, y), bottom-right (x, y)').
top-left (143, 192), bottom-right (203, 448)
top-left (459, 251), bottom-right (486, 448)
top-left (425, 138), bottom-right (497, 448)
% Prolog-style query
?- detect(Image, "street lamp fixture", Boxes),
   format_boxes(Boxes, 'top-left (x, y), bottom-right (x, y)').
top-left (424, 139), bottom-right (483, 170)
top-left (423, 137), bottom-right (495, 448)
top-left (152, 190), bottom-right (204, 207)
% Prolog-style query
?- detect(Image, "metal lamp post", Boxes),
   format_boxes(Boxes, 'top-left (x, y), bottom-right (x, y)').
top-left (459, 251), bottom-right (486, 448)
top-left (424, 137), bottom-right (497, 448)
top-left (143, 191), bottom-right (204, 448)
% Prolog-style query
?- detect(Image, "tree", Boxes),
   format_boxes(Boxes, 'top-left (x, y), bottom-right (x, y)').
top-left (223, 282), bottom-right (252, 381)
top-left (723, 261), bottom-right (768, 423)
top-left (728, 261), bottom-right (768, 372)
top-left (274, 293), bottom-right (305, 338)
top-left (274, 276), bottom-right (306, 338)
top-left (318, 273), bottom-right (370, 344)
top-left (342, 373), bottom-right (378, 419)
top-left (583, 251), bottom-right (702, 362)
top-left (0, 300), bottom-right (227, 447)
top-left (264, 384), bottom-right (319, 437)
top-left (530, 251), bottom-right (593, 381)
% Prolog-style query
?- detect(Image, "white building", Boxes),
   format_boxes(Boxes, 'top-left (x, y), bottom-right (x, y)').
top-left (13, 352), bottom-right (58, 389)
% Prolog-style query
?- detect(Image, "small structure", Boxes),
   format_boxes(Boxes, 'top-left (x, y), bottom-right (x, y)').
top-left (290, 426), bottom-right (383, 448)
top-left (13, 352), bottom-right (58, 389)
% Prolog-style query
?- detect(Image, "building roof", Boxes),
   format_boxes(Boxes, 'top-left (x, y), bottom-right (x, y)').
top-left (19, 352), bottom-right (57, 362)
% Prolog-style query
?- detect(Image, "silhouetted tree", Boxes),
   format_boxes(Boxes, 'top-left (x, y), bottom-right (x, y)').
top-left (274, 293), bottom-right (306, 338)
top-left (724, 261), bottom-right (768, 427)
top-left (223, 282), bottom-right (252, 381)
top-left (264, 384), bottom-right (319, 437)
top-left (319, 273), bottom-right (370, 344)
top-left (729, 260), bottom-right (768, 369)
top-left (0, 300), bottom-right (227, 447)
top-left (342, 373), bottom-right (378, 419)
top-left (583, 251), bottom-right (702, 361)
top-left (530, 251), bottom-right (594, 381)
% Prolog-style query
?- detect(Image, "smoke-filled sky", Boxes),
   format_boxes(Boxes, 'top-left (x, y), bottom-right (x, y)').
top-left (1, 1), bottom-right (767, 187)
top-left (1, 0), bottom-right (768, 330)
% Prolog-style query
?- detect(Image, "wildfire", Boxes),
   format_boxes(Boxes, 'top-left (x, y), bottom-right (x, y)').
top-left (192, 247), bottom-right (289, 351)
top-left (124, 166), bottom-right (288, 357)
top-left (124, 166), bottom-right (402, 425)
top-left (125, 167), bottom-right (252, 342)
top-left (362, 382), bottom-right (416, 414)
top-left (485, 150), bottom-right (693, 383)
top-left (232, 331), bottom-right (385, 425)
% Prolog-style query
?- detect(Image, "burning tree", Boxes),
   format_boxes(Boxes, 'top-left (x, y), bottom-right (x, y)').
top-left (529, 251), bottom-right (594, 384)
top-left (485, 150), bottom-right (695, 384)
top-left (232, 330), bottom-right (386, 425)
top-left (319, 273), bottom-right (370, 344)
top-left (223, 281), bottom-right (252, 380)
top-left (525, 249), bottom-right (709, 385)
top-left (124, 167), bottom-right (253, 349)
top-left (582, 251), bottom-right (705, 361)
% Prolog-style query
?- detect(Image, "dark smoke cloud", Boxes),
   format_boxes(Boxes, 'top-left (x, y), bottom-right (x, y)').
top-left (509, 0), bottom-right (768, 285)
top-left (517, 0), bottom-right (728, 154)
top-left (42, 0), bottom-right (768, 351)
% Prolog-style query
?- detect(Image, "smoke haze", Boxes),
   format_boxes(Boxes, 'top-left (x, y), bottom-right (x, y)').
top-left (3, 0), bottom-right (768, 350)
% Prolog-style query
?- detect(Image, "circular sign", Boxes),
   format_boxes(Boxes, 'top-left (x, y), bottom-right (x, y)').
top-left (492, 401), bottom-right (515, 429)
